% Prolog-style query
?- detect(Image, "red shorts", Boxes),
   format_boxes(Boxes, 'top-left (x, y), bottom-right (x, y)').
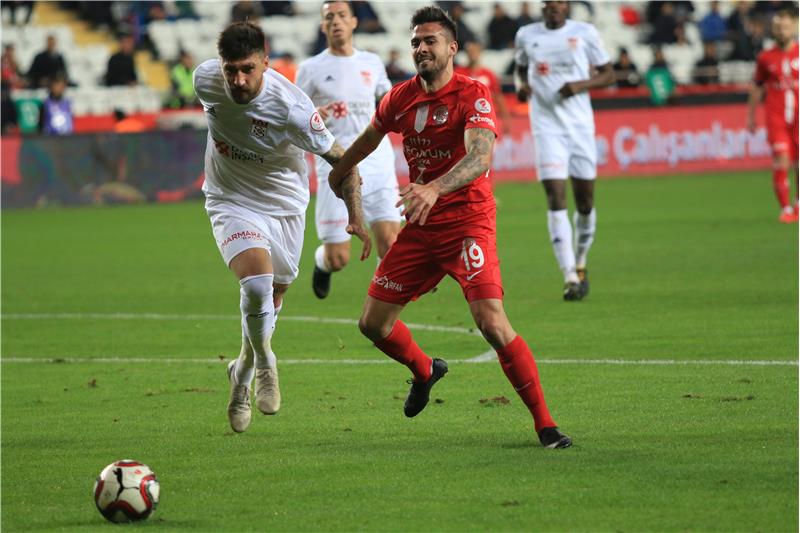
top-left (766, 116), bottom-right (799, 160)
top-left (368, 209), bottom-right (504, 305)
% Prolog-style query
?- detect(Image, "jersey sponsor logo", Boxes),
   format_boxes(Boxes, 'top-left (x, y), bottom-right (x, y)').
top-left (402, 144), bottom-right (452, 160)
top-left (372, 274), bottom-right (403, 292)
top-left (251, 118), bottom-right (269, 138)
top-left (310, 111), bottom-right (326, 132)
top-left (360, 70), bottom-right (372, 86)
top-left (469, 114), bottom-right (495, 128)
top-left (433, 105), bottom-right (449, 125)
top-left (474, 98), bottom-right (492, 113)
top-left (221, 230), bottom-right (266, 249)
top-left (213, 137), bottom-right (265, 163)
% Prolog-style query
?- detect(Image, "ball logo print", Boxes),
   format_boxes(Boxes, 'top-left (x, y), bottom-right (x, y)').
top-left (474, 98), bottom-right (492, 114)
top-left (93, 460), bottom-right (160, 523)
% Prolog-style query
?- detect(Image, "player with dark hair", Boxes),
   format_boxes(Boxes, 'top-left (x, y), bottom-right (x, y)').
top-left (297, 1), bottom-right (401, 299)
top-left (195, 21), bottom-right (370, 433)
top-left (329, 5), bottom-right (571, 449)
top-left (747, 9), bottom-right (799, 224)
top-left (515, 1), bottom-right (614, 300)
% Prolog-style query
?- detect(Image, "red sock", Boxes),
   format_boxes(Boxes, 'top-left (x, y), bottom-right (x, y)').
top-left (373, 321), bottom-right (432, 382)
top-left (773, 166), bottom-right (790, 209)
top-left (496, 336), bottom-right (555, 432)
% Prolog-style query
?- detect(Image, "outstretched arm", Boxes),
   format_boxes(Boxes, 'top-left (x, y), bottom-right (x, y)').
top-left (399, 128), bottom-right (495, 225)
top-left (328, 124), bottom-right (385, 198)
top-left (320, 142), bottom-right (372, 260)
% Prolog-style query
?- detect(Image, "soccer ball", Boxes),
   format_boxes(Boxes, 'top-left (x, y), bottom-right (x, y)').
top-left (93, 460), bottom-right (160, 523)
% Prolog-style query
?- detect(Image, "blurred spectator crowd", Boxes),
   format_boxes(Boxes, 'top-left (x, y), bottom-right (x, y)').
top-left (1, 0), bottom-right (798, 131)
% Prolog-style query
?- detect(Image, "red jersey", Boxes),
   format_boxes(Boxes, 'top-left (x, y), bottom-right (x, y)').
top-left (372, 72), bottom-right (498, 223)
top-left (754, 42), bottom-right (799, 126)
top-left (454, 65), bottom-right (502, 96)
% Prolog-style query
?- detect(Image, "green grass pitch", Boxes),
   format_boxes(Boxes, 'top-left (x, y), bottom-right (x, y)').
top-left (1, 171), bottom-right (797, 532)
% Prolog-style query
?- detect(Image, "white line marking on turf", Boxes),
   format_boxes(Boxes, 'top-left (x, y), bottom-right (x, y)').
top-left (0, 313), bottom-right (483, 337)
top-left (0, 357), bottom-right (796, 366)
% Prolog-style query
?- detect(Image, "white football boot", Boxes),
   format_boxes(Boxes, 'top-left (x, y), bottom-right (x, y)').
top-left (226, 360), bottom-right (252, 432)
top-left (255, 366), bottom-right (281, 414)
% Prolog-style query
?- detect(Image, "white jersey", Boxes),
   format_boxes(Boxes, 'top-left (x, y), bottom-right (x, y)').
top-left (194, 58), bottom-right (335, 216)
top-left (296, 48), bottom-right (396, 194)
top-left (514, 20), bottom-right (609, 135)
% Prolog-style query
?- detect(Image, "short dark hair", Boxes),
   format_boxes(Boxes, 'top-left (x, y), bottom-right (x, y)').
top-left (217, 22), bottom-right (267, 61)
top-left (410, 5), bottom-right (458, 43)
top-left (321, 1), bottom-right (354, 16)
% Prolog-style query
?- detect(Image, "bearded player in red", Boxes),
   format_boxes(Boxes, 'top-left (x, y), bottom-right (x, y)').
top-left (329, 5), bottom-right (571, 449)
top-left (747, 10), bottom-right (799, 224)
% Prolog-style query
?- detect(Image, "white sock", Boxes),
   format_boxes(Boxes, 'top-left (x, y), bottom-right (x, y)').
top-left (240, 274), bottom-right (277, 371)
top-left (314, 245), bottom-right (331, 273)
top-left (573, 208), bottom-right (596, 269)
top-left (547, 209), bottom-right (578, 283)
top-left (234, 322), bottom-right (255, 386)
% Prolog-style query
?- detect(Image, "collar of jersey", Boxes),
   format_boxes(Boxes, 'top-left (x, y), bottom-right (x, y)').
top-left (412, 72), bottom-right (461, 100)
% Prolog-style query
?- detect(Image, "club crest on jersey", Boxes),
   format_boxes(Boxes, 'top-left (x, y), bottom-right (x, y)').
top-left (251, 118), bottom-right (268, 138)
top-left (474, 98), bottom-right (491, 113)
top-left (433, 105), bottom-right (448, 125)
top-left (360, 70), bottom-right (372, 86)
top-left (568, 37), bottom-right (579, 50)
top-left (310, 111), bottom-right (326, 132)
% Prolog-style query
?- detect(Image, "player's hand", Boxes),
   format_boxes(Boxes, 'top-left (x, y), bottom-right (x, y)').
top-left (746, 115), bottom-right (757, 133)
top-left (397, 182), bottom-right (439, 226)
top-left (347, 219), bottom-right (372, 260)
top-left (516, 85), bottom-right (532, 103)
top-left (559, 82), bottom-right (583, 99)
top-left (317, 103), bottom-right (334, 121)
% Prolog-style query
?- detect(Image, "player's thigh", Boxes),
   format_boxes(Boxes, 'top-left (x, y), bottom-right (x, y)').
top-left (568, 132), bottom-right (598, 181)
top-left (368, 224), bottom-right (445, 306)
top-left (534, 133), bottom-right (570, 181)
top-left (315, 174), bottom-right (351, 244)
top-left (209, 209), bottom-right (273, 278)
top-left (371, 219), bottom-right (401, 257)
top-left (541, 179), bottom-right (569, 211)
top-left (267, 213), bottom-right (306, 286)
top-left (437, 213), bottom-right (504, 304)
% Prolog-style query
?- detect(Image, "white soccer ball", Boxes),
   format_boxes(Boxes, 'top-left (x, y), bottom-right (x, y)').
top-left (93, 460), bottom-right (160, 523)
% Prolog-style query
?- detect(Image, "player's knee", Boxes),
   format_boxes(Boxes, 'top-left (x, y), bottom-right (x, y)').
top-left (474, 313), bottom-right (513, 348)
top-left (240, 274), bottom-right (273, 314)
top-left (326, 249), bottom-right (350, 271)
top-left (358, 314), bottom-right (390, 341)
top-left (576, 198), bottom-right (594, 215)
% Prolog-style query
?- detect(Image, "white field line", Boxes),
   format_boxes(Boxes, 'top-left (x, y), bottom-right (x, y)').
top-left (2, 313), bottom-right (796, 367)
top-left (0, 313), bottom-right (483, 337)
top-left (0, 357), bottom-right (796, 367)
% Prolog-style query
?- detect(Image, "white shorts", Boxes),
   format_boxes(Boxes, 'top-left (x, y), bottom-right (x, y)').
top-left (207, 203), bottom-right (305, 285)
top-left (534, 132), bottom-right (597, 181)
top-left (316, 178), bottom-right (401, 244)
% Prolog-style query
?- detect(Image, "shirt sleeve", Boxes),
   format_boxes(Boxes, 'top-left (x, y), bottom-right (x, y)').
top-left (371, 85), bottom-right (397, 134)
top-left (584, 24), bottom-right (611, 66)
top-left (374, 62), bottom-right (393, 99)
top-left (462, 82), bottom-right (498, 137)
top-left (514, 28), bottom-right (529, 67)
top-left (295, 62), bottom-right (314, 98)
top-left (286, 92), bottom-right (335, 156)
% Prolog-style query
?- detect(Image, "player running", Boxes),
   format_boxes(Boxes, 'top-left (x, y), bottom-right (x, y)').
top-left (194, 22), bottom-right (370, 433)
top-left (296, 1), bottom-right (401, 299)
top-left (514, 0), bottom-right (614, 300)
top-left (329, 6), bottom-right (572, 449)
top-left (747, 10), bottom-right (799, 224)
